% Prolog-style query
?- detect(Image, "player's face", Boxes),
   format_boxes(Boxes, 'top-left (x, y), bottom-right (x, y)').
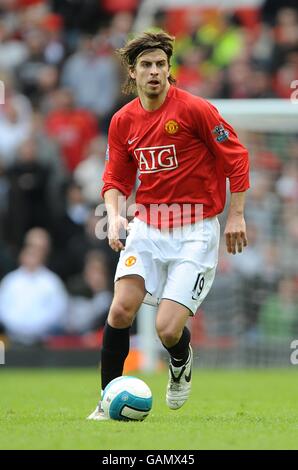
top-left (130, 49), bottom-right (170, 99)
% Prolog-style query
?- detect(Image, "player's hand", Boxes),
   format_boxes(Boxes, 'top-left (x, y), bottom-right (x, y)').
top-left (108, 215), bottom-right (128, 252)
top-left (224, 214), bottom-right (248, 255)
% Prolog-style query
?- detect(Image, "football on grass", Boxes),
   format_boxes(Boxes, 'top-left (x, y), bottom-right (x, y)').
top-left (102, 376), bottom-right (152, 421)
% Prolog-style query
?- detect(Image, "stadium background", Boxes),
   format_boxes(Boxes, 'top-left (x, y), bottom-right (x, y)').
top-left (0, 1), bottom-right (297, 371)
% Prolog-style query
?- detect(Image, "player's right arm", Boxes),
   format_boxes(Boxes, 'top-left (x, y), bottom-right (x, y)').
top-left (102, 113), bottom-right (137, 252)
top-left (104, 188), bottom-right (128, 252)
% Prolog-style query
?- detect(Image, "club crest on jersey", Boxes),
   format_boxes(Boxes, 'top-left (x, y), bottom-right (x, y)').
top-left (125, 256), bottom-right (137, 267)
top-left (165, 119), bottom-right (179, 135)
top-left (212, 124), bottom-right (229, 143)
top-left (134, 144), bottom-right (178, 174)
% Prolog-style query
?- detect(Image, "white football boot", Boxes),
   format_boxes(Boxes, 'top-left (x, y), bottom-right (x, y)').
top-left (166, 345), bottom-right (193, 410)
top-left (87, 401), bottom-right (109, 421)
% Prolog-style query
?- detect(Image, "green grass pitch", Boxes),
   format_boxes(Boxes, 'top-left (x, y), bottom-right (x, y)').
top-left (1, 368), bottom-right (298, 450)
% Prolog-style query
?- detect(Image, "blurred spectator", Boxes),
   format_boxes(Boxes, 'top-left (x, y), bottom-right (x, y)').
top-left (50, 180), bottom-right (89, 271)
top-left (245, 172), bottom-right (281, 242)
top-left (74, 135), bottom-right (107, 206)
top-left (0, 162), bottom-right (9, 233)
top-left (24, 226), bottom-right (51, 257)
top-left (279, 212), bottom-right (298, 276)
top-left (200, 240), bottom-right (242, 338)
top-left (0, 70), bottom-right (32, 166)
top-left (266, 7), bottom-right (298, 97)
top-left (276, 161), bottom-right (298, 202)
top-left (108, 11), bottom-right (134, 49)
top-left (40, 12), bottom-right (65, 65)
top-left (59, 180), bottom-right (90, 227)
top-left (60, 211), bottom-right (118, 285)
top-left (251, 24), bottom-right (275, 70)
top-left (50, 0), bottom-right (108, 41)
top-left (36, 64), bottom-right (59, 104)
top-left (269, 8), bottom-right (298, 72)
top-left (243, 240), bottom-right (282, 335)
top-left (0, 228), bottom-right (68, 344)
top-left (258, 276), bottom-right (298, 340)
top-left (248, 66), bottom-right (277, 98)
top-left (261, 241), bottom-right (283, 286)
top-left (67, 251), bottom-right (112, 334)
top-left (261, 0), bottom-right (298, 26)
top-left (0, 17), bottom-right (28, 71)
top-left (31, 111), bottom-right (68, 218)
top-left (273, 59), bottom-right (298, 98)
top-left (16, 11), bottom-right (65, 86)
top-left (221, 58), bottom-right (253, 98)
top-left (0, 239), bottom-right (16, 281)
top-left (4, 136), bottom-right (52, 249)
top-left (204, 14), bottom-right (245, 69)
top-left (247, 133), bottom-right (282, 177)
top-left (61, 33), bottom-right (119, 130)
top-left (228, 223), bottom-right (266, 332)
top-left (45, 88), bottom-right (98, 171)
top-left (229, 222), bottom-right (264, 279)
top-left (175, 47), bottom-right (204, 96)
top-left (16, 28), bottom-right (49, 103)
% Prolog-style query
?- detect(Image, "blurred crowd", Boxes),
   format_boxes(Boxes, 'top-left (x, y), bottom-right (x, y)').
top-left (0, 0), bottom-right (297, 346)
top-left (161, 1), bottom-right (298, 100)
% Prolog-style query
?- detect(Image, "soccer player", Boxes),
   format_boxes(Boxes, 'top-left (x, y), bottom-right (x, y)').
top-left (88, 31), bottom-right (249, 420)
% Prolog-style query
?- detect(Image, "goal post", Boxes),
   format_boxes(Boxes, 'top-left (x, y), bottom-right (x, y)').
top-left (210, 99), bottom-right (298, 132)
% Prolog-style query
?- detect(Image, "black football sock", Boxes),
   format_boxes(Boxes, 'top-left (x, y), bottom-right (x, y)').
top-left (162, 326), bottom-right (191, 367)
top-left (101, 322), bottom-right (130, 391)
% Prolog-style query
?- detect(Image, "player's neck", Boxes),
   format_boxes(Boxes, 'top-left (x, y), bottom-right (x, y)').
top-left (138, 83), bottom-right (170, 112)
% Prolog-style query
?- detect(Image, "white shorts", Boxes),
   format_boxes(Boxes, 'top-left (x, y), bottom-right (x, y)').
top-left (115, 217), bottom-right (220, 315)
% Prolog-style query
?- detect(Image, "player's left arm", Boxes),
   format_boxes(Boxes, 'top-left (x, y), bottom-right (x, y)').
top-left (191, 97), bottom-right (250, 255)
top-left (224, 191), bottom-right (248, 255)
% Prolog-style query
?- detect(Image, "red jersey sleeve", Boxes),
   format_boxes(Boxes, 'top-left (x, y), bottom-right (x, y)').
top-left (102, 114), bottom-right (137, 198)
top-left (190, 98), bottom-right (250, 193)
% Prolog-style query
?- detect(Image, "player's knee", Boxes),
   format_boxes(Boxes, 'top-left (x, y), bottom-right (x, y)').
top-left (156, 326), bottom-right (181, 348)
top-left (108, 302), bottom-right (135, 328)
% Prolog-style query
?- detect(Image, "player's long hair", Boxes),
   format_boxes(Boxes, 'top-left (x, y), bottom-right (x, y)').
top-left (117, 30), bottom-right (176, 95)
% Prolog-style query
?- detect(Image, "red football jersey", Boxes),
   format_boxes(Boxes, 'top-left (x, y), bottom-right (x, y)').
top-left (102, 86), bottom-right (249, 226)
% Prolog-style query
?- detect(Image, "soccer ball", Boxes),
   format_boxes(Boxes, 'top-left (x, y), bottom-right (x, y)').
top-left (102, 376), bottom-right (152, 421)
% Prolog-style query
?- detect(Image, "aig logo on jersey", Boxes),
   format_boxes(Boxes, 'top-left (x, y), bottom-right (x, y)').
top-left (134, 144), bottom-right (178, 174)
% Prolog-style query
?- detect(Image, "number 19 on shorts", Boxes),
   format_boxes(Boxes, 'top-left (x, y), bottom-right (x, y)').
top-left (192, 273), bottom-right (205, 301)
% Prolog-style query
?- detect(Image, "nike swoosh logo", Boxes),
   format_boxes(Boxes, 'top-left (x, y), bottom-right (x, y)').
top-left (170, 364), bottom-right (191, 383)
top-left (128, 137), bottom-right (139, 145)
top-left (185, 370), bottom-right (192, 383)
top-left (170, 365), bottom-right (185, 383)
